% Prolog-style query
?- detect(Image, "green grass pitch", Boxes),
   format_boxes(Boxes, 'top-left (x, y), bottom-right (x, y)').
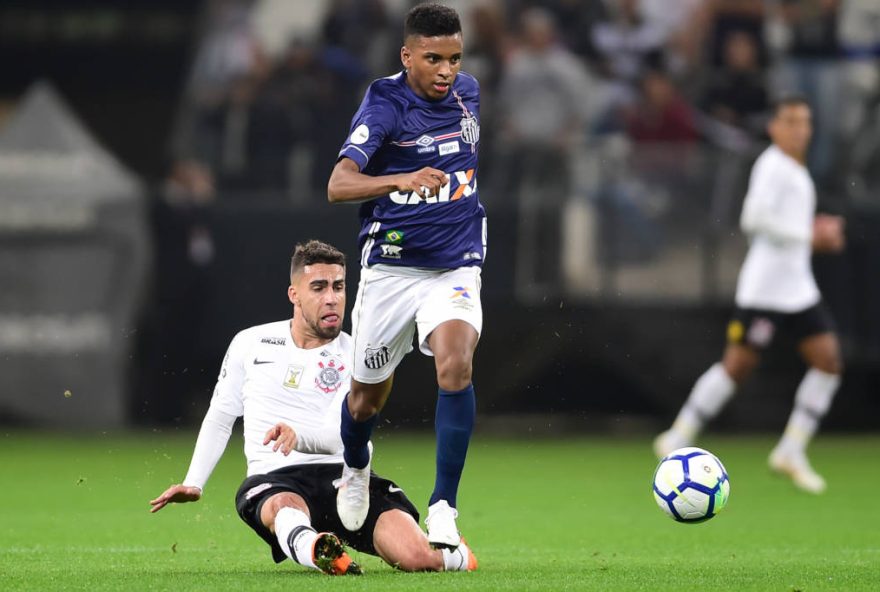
top-left (2, 431), bottom-right (878, 590)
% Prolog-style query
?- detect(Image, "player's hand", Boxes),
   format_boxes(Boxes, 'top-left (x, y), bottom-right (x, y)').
top-left (149, 484), bottom-right (202, 513)
top-left (397, 167), bottom-right (449, 198)
top-left (813, 214), bottom-right (845, 253)
top-left (264, 422), bottom-right (298, 456)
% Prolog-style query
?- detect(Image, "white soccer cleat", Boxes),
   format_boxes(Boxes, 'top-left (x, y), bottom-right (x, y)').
top-left (768, 448), bottom-right (827, 494)
top-left (653, 429), bottom-right (691, 459)
top-left (333, 463), bottom-right (371, 531)
top-left (426, 500), bottom-right (461, 549)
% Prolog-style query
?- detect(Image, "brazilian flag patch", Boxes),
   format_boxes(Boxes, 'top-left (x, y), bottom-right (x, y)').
top-left (385, 229), bottom-right (404, 244)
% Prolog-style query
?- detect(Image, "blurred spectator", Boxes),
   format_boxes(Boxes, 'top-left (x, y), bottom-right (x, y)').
top-left (177, 0), bottom-right (268, 177)
top-left (702, 30), bottom-right (769, 136)
top-left (837, 0), bottom-right (880, 199)
top-left (496, 7), bottom-right (599, 287)
top-left (463, 1), bottom-right (510, 189)
top-left (706, 0), bottom-right (767, 69)
top-left (510, 0), bottom-right (609, 60)
top-left (640, 0), bottom-right (707, 76)
top-left (138, 159), bottom-right (218, 423)
top-left (773, 0), bottom-right (842, 186)
top-left (591, 0), bottom-right (666, 108)
top-left (323, 0), bottom-right (393, 74)
top-left (627, 69), bottom-right (699, 144)
top-left (464, 0), bottom-right (510, 93)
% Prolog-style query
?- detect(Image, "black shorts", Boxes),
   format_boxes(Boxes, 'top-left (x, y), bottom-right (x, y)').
top-left (727, 302), bottom-right (836, 350)
top-left (234, 463), bottom-right (419, 562)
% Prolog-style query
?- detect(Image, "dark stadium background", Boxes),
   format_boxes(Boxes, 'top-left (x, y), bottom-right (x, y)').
top-left (1, 0), bottom-right (878, 433)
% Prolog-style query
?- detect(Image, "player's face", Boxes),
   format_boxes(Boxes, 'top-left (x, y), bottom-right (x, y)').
top-left (769, 104), bottom-right (812, 160)
top-left (288, 263), bottom-right (346, 342)
top-left (401, 33), bottom-right (463, 101)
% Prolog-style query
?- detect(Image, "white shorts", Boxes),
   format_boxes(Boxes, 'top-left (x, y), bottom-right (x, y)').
top-left (350, 265), bottom-right (483, 384)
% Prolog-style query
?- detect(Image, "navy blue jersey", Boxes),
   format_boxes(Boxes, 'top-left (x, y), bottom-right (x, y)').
top-left (338, 70), bottom-right (486, 269)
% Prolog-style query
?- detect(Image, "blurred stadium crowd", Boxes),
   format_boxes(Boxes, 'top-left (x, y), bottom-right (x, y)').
top-left (172, 0), bottom-right (880, 198)
top-left (162, 0), bottom-right (880, 303)
top-left (2, 0), bottom-right (879, 428)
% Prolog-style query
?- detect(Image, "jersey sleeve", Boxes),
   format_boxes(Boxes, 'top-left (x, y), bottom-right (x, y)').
top-left (337, 86), bottom-right (398, 171)
top-left (740, 155), bottom-right (811, 244)
top-left (180, 332), bottom-right (247, 491)
top-left (181, 406), bottom-right (237, 491)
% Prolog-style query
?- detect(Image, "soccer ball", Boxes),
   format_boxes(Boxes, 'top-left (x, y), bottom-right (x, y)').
top-left (652, 447), bottom-right (730, 523)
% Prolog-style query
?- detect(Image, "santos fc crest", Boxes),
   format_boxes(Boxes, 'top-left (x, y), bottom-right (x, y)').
top-left (460, 113), bottom-right (479, 146)
top-left (315, 359), bottom-right (345, 394)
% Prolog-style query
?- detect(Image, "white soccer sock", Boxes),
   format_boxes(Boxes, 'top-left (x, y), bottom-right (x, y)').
top-left (778, 368), bottom-right (840, 455)
top-left (672, 363), bottom-right (736, 441)
top-left (274, 507), bottom-right (318, 569)
top-left (441, 544), bottom-right (471, 571)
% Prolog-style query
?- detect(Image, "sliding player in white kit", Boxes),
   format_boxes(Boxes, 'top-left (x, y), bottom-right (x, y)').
top-left (654, 97), bottom-right (846, 493)
top-left (327, 4), bottom-right (484, 548)
top-left (149, 241), bottom-right (476, 574)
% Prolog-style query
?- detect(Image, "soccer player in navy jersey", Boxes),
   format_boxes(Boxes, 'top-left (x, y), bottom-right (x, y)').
top-left (327, 3), bottom-right (484, 549)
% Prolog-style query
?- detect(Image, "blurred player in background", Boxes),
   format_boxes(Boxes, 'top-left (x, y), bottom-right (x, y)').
top-left (654, 97), bottom-right (845, 494)
top-left (150, 240), bottom-right (476, 574)
top-left (327, 3), bottom-right (484, 549)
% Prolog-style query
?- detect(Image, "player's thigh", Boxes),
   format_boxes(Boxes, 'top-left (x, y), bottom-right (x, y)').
top-left (373, 510), bottom-right (440, 571)
top-left (416, 266), bottom-right (483, 356)
top-left (792, 303), bottom-right (841, 373)
top-left (798, 332), bottom-right (842, 374)
top-left (721, 343), bottom-right (760, 384)
top-left (351, 267), bottom-right (419, 383)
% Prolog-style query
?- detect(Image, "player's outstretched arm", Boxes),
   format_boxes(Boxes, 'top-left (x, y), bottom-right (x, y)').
top-left (149, 484), bottom-right (202, 513)
top-left (327, 157), bottom-right (448, 203)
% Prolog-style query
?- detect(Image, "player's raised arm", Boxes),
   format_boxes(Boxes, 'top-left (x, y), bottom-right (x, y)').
top-left (327, 157), bottom-right (448, 204)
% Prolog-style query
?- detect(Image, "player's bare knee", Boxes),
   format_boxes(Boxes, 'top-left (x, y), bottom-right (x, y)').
top-left (435, 355), bottom-right (472, 391)
top-left (259, 492), bottom-right (307, 529)
top-left (347, 389), bottom-right (382, 421)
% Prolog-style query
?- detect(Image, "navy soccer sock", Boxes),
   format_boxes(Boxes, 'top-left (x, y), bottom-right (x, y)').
top-left (340, 393), bottom-right (377, 469)
top-left (429, 384), bottom-right (476, 508)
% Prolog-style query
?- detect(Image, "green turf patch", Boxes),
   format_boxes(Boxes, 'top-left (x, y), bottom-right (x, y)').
top-left (1, 431), bottom-right (878, 590)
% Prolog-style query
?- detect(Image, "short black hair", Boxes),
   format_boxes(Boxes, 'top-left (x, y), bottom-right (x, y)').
top-left (771, 94), bottom-right (810, 117)
top-left (404, 3), bottom-right (461, 40)
top-left (290, 240), bottom-right (345, 279)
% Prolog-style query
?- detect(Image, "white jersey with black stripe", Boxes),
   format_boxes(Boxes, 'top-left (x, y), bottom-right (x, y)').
top-left (210, 320), bottom-right (352, 476)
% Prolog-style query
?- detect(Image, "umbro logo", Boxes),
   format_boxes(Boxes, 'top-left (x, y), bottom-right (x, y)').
top-left (253, 358), bottom-right (274, 365)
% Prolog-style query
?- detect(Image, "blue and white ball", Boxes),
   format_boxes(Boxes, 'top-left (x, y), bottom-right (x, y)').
top-left (652, 447), bottom-right (730, 523)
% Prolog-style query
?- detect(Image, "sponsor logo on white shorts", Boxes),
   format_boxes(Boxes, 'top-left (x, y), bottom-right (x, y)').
top-left (244, 482), bottom-right (273, 501)
top-left (747, 318), bottom-right (775, 347)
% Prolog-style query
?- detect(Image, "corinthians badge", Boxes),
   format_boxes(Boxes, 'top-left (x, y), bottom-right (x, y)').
top-left (315, 358), bottom-right (345, 393)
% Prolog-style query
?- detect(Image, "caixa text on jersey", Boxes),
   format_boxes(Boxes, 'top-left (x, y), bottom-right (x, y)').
top-left (389, 169), bottom-right (476, 205)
